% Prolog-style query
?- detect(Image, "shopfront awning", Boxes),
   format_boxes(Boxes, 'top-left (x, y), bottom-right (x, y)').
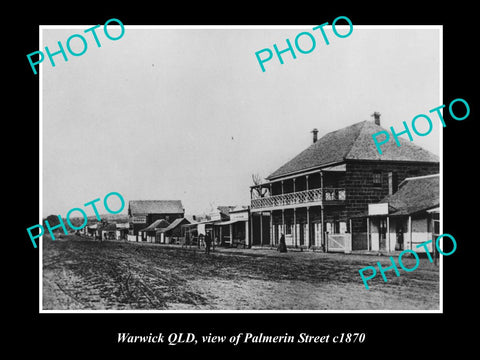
top-left (215, 219), bottom-right (247, 226)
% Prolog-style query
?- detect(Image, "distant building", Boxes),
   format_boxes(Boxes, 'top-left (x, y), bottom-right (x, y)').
top-left (156, 217), bottom-right (191, 244)
top-left (81, 221), bottom-right (128, 240)
top-left (128, 200), bottom-right (184, 242)
top-left (250, 114), bottom-right (439, 253)
top-left (139, 219), bottom-right (170, 243)
top-left (187, 205), bottom-right (250, 247)
top-left (85, 223), bottom-right (97, 237)
top-left (115, 223), bottom-right (130, 240)
top-left (223, 205), bottom-right (250, 248)
top-left (195, 206), bottom-right (234, 246)
top-left (98, 223), bottom-right (117, 240)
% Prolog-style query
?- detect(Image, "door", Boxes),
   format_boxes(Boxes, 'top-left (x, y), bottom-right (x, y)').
top-left (298, 223), bottom-right (304, 246)
top-left (274, 224), bottom-right (280, 245)
top-left (379, 218), bottom-right (387, 250)
top-left (314, 222), bottom-right (322, 247)
top-left (300, 223), bottom-right (306, 246)
top-left (395, 221), bottom-right (404, 251)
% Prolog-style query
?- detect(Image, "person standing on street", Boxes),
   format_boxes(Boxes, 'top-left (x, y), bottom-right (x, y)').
top-left (205, 232), bottom-right (212, 255)
top-left (277, 234), bottom-right (287, 253)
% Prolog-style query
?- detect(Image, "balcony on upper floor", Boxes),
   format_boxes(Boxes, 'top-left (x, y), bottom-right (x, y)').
top-left (250, 187), bottom-right (346, 211)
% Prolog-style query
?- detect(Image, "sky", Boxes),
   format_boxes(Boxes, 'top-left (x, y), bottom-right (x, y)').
top-left (41, 25), bottom-right (441, 217)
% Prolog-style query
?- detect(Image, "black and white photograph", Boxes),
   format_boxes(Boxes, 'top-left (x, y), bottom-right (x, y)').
top-left (39, 24), bottom-right (441, 312)
top-left (15, 4), bottom-right (476, 355)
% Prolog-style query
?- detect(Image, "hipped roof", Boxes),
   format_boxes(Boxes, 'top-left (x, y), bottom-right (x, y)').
top-left (267, 121), bottom-right (439, 180)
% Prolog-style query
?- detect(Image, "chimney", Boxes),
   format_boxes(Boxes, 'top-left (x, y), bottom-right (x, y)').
top-left (311, 128), bottom-right (319, 143)
top-left (371, 112), bottom-right (381, 126)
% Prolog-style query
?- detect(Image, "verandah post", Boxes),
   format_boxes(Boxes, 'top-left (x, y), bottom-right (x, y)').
top-left (320, 170), bottom-right (325, 252)
top-left (260, 211), bottom-right (263, 246)
top-left (386, 216), bottom-right (390, 252)
top-left (408, 215), bottom-right (412, 250)
top-left (306, 206), bottom-right (310, 249)
top-left (367, 217), bottom-right (371, 251)
top-left (293, 178), bottom-right (297, 247)
top-left (270, 210), bottom-right (273, 246)
top-left (293, 208), bottom-right (297, 248)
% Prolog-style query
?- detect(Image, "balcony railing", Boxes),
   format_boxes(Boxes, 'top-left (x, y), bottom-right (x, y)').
top-left (251, 188), bottom-right (346, 210)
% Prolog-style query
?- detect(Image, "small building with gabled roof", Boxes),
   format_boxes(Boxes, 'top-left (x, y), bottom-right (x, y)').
top-left (155, 217), bottom-right (191, 244)
top-left (139, 218), bottom-right (170, 243)
top-left (128, 200), bottom-right (184, 242)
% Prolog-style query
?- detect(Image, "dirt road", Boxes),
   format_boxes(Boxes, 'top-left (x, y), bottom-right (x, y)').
top-left (42, 235), bottom-right (439, 310)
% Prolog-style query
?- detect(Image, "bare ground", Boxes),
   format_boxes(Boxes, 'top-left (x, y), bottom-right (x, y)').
top-left (42, 235), bottom-right (440, 311)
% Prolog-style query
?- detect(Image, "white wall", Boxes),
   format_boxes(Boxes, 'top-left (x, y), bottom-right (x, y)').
top-left (245, 221), bottom-right (250, 247)
top-left (388, 218), bottom-right (400, 252)
top-left (370, 221), bottom-right (379, 251)
top-left (285, 234), bottom-right (294, 246)
top-left (406, 218), bottom-right (433, 252)
top-left (368, 216), bottom-right (433, 253)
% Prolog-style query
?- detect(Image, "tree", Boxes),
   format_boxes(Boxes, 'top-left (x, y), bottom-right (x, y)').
top-left (42, 214), bottom-right (67, 236)
top-left (43, 214), bottom-right (61, 228)
top-left (251, 173), bottom-right (268, 198)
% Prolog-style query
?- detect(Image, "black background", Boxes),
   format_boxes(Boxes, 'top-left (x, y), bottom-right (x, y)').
top-left (13, 2), bottom-right (476, 356)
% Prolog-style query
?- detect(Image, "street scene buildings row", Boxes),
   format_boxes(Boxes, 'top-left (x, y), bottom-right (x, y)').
top-left (80, 114), bottom-right (440, 254)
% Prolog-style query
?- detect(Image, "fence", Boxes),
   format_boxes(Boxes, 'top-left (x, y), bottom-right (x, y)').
top-left (326, 233), bottom-right (352, 253)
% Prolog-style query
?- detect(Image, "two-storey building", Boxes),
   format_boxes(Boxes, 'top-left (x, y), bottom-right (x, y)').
top-left (128, 200), bottom-right (184, 242)
top-left (249, 114), bottom-right (439, 252)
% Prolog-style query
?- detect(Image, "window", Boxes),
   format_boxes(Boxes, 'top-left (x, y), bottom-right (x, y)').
top-left (433, 220), bottom-right (440, 235)
top-left (285, 224), bottom-right (292, 235)
top-left (334, 221), bottom-right (340, 234)
top-left (372, 171), bottom-right (382, 186)
top-left (314, 223), bottom-right (322, 245)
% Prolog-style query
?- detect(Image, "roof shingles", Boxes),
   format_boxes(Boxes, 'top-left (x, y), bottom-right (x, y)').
top-left (267, 121), bottom-right (439, 180)
top-left (380, 174), bottom-right (439, 215)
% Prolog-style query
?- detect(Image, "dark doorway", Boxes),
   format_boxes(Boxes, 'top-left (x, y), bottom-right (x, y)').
top-left (379, 218), bottom-right (387, 251)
